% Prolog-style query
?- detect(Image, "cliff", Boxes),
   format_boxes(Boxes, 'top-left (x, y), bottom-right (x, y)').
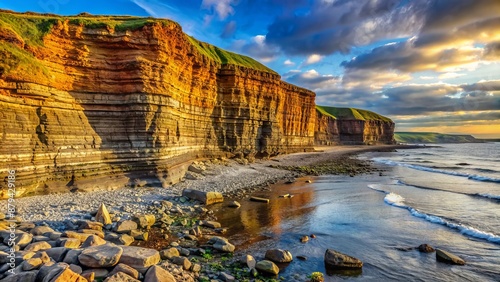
top-left (394, 132), bottom-right (483, 144)
top-left (0, 11), bottom-right (316, 197)
top-left (315, 106), bottom-right (395, 145)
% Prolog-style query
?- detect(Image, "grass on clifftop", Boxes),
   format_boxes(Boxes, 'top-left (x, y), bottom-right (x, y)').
top-left (394, 132), bottom-right (480, 143)
top-left (186, 36), bottom-right (277, 74)
top-left (0, 10), bottom-right (277, 74)
top-left (316, 105), bottom-right (393, 122)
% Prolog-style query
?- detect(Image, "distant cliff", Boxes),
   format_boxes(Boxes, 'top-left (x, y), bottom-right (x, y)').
top-left (0, 11), bottom-right (316, 197)
top-left (394, 132), bottom-right (483, 143)
top-left (315, 106), bottom-right (395, 145)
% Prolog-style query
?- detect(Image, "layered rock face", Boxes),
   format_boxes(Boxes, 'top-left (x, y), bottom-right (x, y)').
top-left (314, 107), bottom-right (395, 145)
top-left (0, 12), bottom-right (315, 197)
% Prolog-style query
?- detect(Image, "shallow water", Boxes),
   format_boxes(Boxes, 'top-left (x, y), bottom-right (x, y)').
top-left (211, 143), bottom-right (500, 281)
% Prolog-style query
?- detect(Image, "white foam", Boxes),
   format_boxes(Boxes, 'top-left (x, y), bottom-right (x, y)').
top-left (384, 193), bottom-right (406, 207)
top-left (476, 193), bottom-right (500, 200)
top-left (367, 184), bottom-right (388, 193)
top-left (373, 159), bottom-right (500, 183)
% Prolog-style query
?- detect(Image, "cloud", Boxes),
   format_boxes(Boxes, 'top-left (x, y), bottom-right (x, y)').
top-left (484, 41), bottom-right (500, 60)
top-left (201, 0), bottom-right (237, 20)
top-left (284, 59), bottom-right (295, 66)
top-left (220, 21), bottom-right (237, 38)
top-left (438, 72), bottom-right (465, 80)
top-left (286, 69), bottom-right (339, 90)
top-left (303, 54), bottom-right (323, 66)
top-left (235, 35), bottom-right (280, 63)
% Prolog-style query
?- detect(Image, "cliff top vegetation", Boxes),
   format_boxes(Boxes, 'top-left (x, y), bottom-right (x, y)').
top-left (316, 105), bottom-right (393, 122)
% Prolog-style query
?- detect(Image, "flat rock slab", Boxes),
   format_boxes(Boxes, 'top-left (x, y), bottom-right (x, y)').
top-left (436, 249), bottom-right (465, 265)
top-left (144, 265), bottom-right (176, 282)
top-left (182, 189), bottom-right (224, 205)
top-left (119, 246), bottom-right (160, 269)
top-left (78, 243), bottom-right (123, 268)
top-left (324, 249), bottom-right (363, 269)
top-left (104, 272), bottom-right (140, 282)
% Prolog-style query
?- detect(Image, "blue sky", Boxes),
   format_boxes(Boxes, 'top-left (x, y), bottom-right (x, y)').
top-left (3, 0), bottom-right (500, 137)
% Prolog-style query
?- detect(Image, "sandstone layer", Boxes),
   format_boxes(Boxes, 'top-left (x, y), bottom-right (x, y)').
top-left (0, 12), bottom-right (315, 197)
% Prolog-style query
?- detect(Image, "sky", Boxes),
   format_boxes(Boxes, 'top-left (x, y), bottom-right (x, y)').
top-left (2, 0), bottom-right (500, 137)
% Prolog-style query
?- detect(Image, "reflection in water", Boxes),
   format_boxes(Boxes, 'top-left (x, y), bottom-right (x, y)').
top-left (212, 178), bottom-right (316, 249)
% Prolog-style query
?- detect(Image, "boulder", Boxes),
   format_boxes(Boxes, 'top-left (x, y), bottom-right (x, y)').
top-left (0, 271), bottom-right (37, 282)
top-left (201, 221), bottom-right (221, 229)
top-left (265, 249), bottom-right (293, 263)
top-left (241, 254), bottom-right (256, 269)
top-left (82, 268), bottom-right (109, 279)
top-left (108, 263), bottom-right (139, 279)
top-left (118, 246), bottom-right (160, 270)
top-left (324, 249), bottom-right (363, 269)
top-left (182, 189), bottom-right (223, 205)
top-left (144, 265), bottom-right (176, 282)
top-left (81, 235), bottom-right (107, 248)
top-left (30, 226), bottom-right (55, 236)
top-left (63, 249), bottom-right (83, 265)
top-left (135, 214), bottom-right (156, 229)
top-left (95, 203), bottom-right (112, 225)
top-left (255, 260), bottom-right (279, 275)
top-left (78, 243), bottom-right (123, 268)
top-left (22, 257), bottom-right (43, 271)
top-left (114, 220), bottom-right (138, 234)
top-left (62, 231), bottom-right (93, 243)
top-left (57, 238), bottom-right (81, 249)
top-left (78, 221), bottom-right (103, 231)
top-left (49, 267), bottom-right (87, 282)
top-left (219, 272), bottom-right (235, 282)
top-left (24, 241), bottom-right (52, 252)
top-left (188, 162), bottom-right (206, 174)
top-left (103, 272), bottom-right (140, 282)
top-left (45, 247), bottom-right (69, 262)
top-left (171, 256), bottom-right (191, 270)
top-left (208, 236), bottom-right (235, 253)
top-left (79, 229), bottom-right (105, 238)
top-left (436, 249), bottom-right (465, 265)
top-left (160, 247), bottom-right (179, 260)
top-left (418, 244), bottom-right (435, 253)
top-left (36, 262), bottom-right (68, 282)
top-left (105, 233), bottom-right (134, 246)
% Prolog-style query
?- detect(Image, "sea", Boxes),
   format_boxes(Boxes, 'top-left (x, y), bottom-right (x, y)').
top-left (212, 143), bottom-right (500, 281)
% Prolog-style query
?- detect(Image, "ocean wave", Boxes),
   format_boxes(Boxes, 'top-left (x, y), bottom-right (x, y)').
top-left (382, 193), bottom-right (500, 244)
top-left (367, 184), bottom-right (389, 194)
top-left (396, 180), bottom-right (500, 202)
top-left (476, 193), bottom-right (500, 200)
top-left (374, 159), bottom-right (500, 183)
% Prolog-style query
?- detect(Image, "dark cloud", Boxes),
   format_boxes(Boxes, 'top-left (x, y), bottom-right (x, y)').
top-left (484, 41), bottom-right (500, 60)
top-left (220, 21), bottom-right (237, 38)
top-left (393, 111), bottom-right (500, 126)
top-left (233, 35), bottom-right (281, 62)
top-left (286, 70), bottom-right (339, 90)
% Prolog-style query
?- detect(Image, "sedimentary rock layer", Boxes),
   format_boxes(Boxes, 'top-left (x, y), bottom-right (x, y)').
top-left (0, 12), bottom-right (315, 197)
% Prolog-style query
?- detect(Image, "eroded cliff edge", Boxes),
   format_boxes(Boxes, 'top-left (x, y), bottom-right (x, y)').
top-left (0, 12), bottom-right (316, 197)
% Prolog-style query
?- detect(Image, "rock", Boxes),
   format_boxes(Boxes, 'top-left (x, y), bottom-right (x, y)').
top-left (114, 220), bottom-right (138, 234)
top-left (250, 196), bottom-right (269, 203)
top-left (81, 271), bottom-right (94, 282)
top-left (49, 267), bottom-right (87, 282)
top-left (208, 236), bottom-right (235, 253)
top-left (160, 248), bottom-right (180, 260)
top-left (62, 231), bottom-right (93, 243)
top-left (36, 262), bottom-right (68, 282)
top-left (69, 264), bottom-right (83, 275)
top-left (300, 235), bottom-right (309, 243)
top-left (144, 265), bottom-right (176, 282)
top-left (48, 232), bottom-right (63, 241)
top-left (201, 221), bottom-right (221, 229)
top-left (30, 226), bottom-right (55, 236)
top-left (241, 254), bottom-right (256, 269)
top-left (189, 226), bottom-right (202, 237)
top-left (418, 244), bottom-right (435, 253)
top-left (255, 260), bottom-right (279, 275)
top-left (305, 180), bottom-right (312, 183)
top-left (310, 234), bottom-right (316, 239)
top-left (95, 203), bottom-right (112, 225)
top-left (118, 246), bottom-right (160, 270)
top-left (33, 235), bottom-right (51, 242)
top-left (324, 249), bottom-right (363, 269)
top-left (105, 233), bottom-right (135, 246)
top-left (57, 238), bottom-right (81, 249)
top-left (22, 257), bottom-right (43, 271)
top-left (79, 229), bottom-right (105, 239)
top-left (103, 272), bottom-right (140, 282)
top-left (265, 249), bottom-right (293, 263)
top-left (24, 241), bottom-right (52, 252)
top-left (135, 214), bottom-right (156, 229)
top-left (78, 243), bottom-right (123, 268)
top-left (297, 255), bottom-right (307, 260)
top-left (45, 247), bottom-right (69, 262)
top-left (1, 271), bottom-right (38, 282)
top-left (81, 235), bottom-right (107, 248)
top-left (131, 230), bottom-right (149, 241)
top-left (188, 162), bottom-right (206, 174)
top-left (78, 221), bottom-right (103, 231)
top-left (63, 249), bottom-right (83, 265)
top-left (191, 263), bottom-right (202, 272)
top-left (82, 268), bottom-right (109, 279)
top-left (8, 232), bottom-right (33, 247)
top-left (228, 201), bottom-right (241, 208)
top-left (171, 256), bottom-right (192, 270)
top-left (219, 272), bottom-right (235, 282)
top-left (436, 249), bottom-right (465, 265)
top-left (109, 263), bottom-right (139, 279)
top-left (32, 251), bottom-right (51, 264)
top-left (182, 189), bottom-right (224, 205)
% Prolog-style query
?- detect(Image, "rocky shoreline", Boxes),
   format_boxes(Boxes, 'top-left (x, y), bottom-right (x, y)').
top-left (0, 145), bottom-right (432, 282)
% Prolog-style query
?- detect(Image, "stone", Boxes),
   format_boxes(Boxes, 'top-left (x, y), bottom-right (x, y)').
top-left (48, 267), bottom-right (87, 282)
top-left (189, 226), bottom-right (202, 237)
top-left (436, 249), bottom-right (465, 265)
top-left (9, 232), bottom-right (33, 247)
top-left (78, 221), bottom-right (103, 231)
top-left (324, 249), bottom-right (363, 269)
top-left (48, 232), bottom-right (63, 241)
top-left (1, 271), bottom-right (37, 282)
top-left (79, 229), bottom-right (105, 238)
top-left (182, 189), bottom-right (224, 205)
top-left (109, 263), bottom-right (139, 279)
top-left (188, 162), bottom-right (206, 173)
top-left (22, 257), bottom-right (43, 271)
top-left (418, 244), bottom-right (435, 253)
top-left (255, 260), bottom-right (279, 275)
top-left (62, 232), bottom-right (92, 243)
top-left (30, 226), bottom-right (55, 236)
top-left (135, 214), bottom-right (156, 229)
top-left (32, 251), bottom-right (51, 264)
top-left (118, 246), bottom-right (160, 270)
top-left (82, 268), bottom-right (109, 279)
top-left (103, 272), bottom-right (140, 282)
top-left (105, 233), bottom-right (135, 246)
top-left (265, 249), bottom-right (293, 263)
top-left (114, 221), bottom-right (138, 234)
top-left (130, 230), bottom-right (148, 241)
top-left (24, 241), bottom-right (52, 252)
top-left (69, 264), bottom-right (82, 274)
top-left (300, 235), bottom-right (309, 243)
top-left (144, 265), bottom-right (176, 282)
top-left (191, 263), bottom-right (202, 272)
top-left (219, 272), bottom-right (235, 282)
top-left (63, 249), bottom-right (83, 265)
top-left (201, 221), bottom-right (221, 229)
top-left (81, 271), bottom-right (94, 282)
top-left (250, 196), bottom-right (269, 203)
top-left (171, 256), bottom-right (191, 270)
top-left (45, 247), bottom-right (69, 262)
top-left (32, 235), bottom-right (51, 242)
top-left (81, 235), bottom-right (106, 248)
top-left (160, 248), bottom-right (179, 260)
top-left (36, 262), bottom-right (68, 282)
top-left (241, 254), bottom-right (256, 269)
top-left (78, 244), bottom-right (123, 268)
top-left (228, 201), bottom-right (241, 208)
top-left (57, 238), bottom-right (81, 249)
top-left (95, 203), bottom-right (112, 225)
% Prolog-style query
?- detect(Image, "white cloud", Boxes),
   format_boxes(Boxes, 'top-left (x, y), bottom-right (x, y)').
top-left (438, 72), bottom-right (466, 80)
top-left (202, 0), bottom-right (236, 20)
top-left (304, 54), bottom-right (323, 65)
top-left (284, 59), bottom-right (295, 66)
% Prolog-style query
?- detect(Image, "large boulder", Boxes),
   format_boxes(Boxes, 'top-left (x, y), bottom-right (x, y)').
top-left (118, 246), bottom-right (160, 270)
top-left (265, 249), bottom-right (293, 263)
top-left (108, 263), bottom-right (139, 279)
top-left (324, 249), bottom-right (363, 269)
top-left (436, 249), bottom-right (465, 265)
top-left (114, 220), bottom-right (138, 234)
top-left (182, 189), bottom-right (223, 205)
top-left (78, 243), bottom-right (123, 268)
top-left (104, 272), bottom-right (140, 282)
top-left (255, 260), bottom-right (279, 275)
top-left (144, 265), bottom-right (176, 282)
top-left (95, 203), bottom-right (112, 225)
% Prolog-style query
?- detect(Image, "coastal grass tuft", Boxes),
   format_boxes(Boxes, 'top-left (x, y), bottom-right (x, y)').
top-left (316, 105), bottom-right (393, 122)
top-left (0, 42), bottom-right (49, 78)
top-left (186, 35), bottom-right (278, 74)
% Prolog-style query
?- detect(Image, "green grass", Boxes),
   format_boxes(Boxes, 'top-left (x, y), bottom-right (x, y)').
top-left (0, 42), bottom-right (49, 78)
top-left (316, 105), bottom-right (393, 122)
top-left (0, 12), bottom-right (58, 45)
top-left (186, 36), bottom-right (277, 74)
top-left (394, 132), bottom-right (480, 143)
